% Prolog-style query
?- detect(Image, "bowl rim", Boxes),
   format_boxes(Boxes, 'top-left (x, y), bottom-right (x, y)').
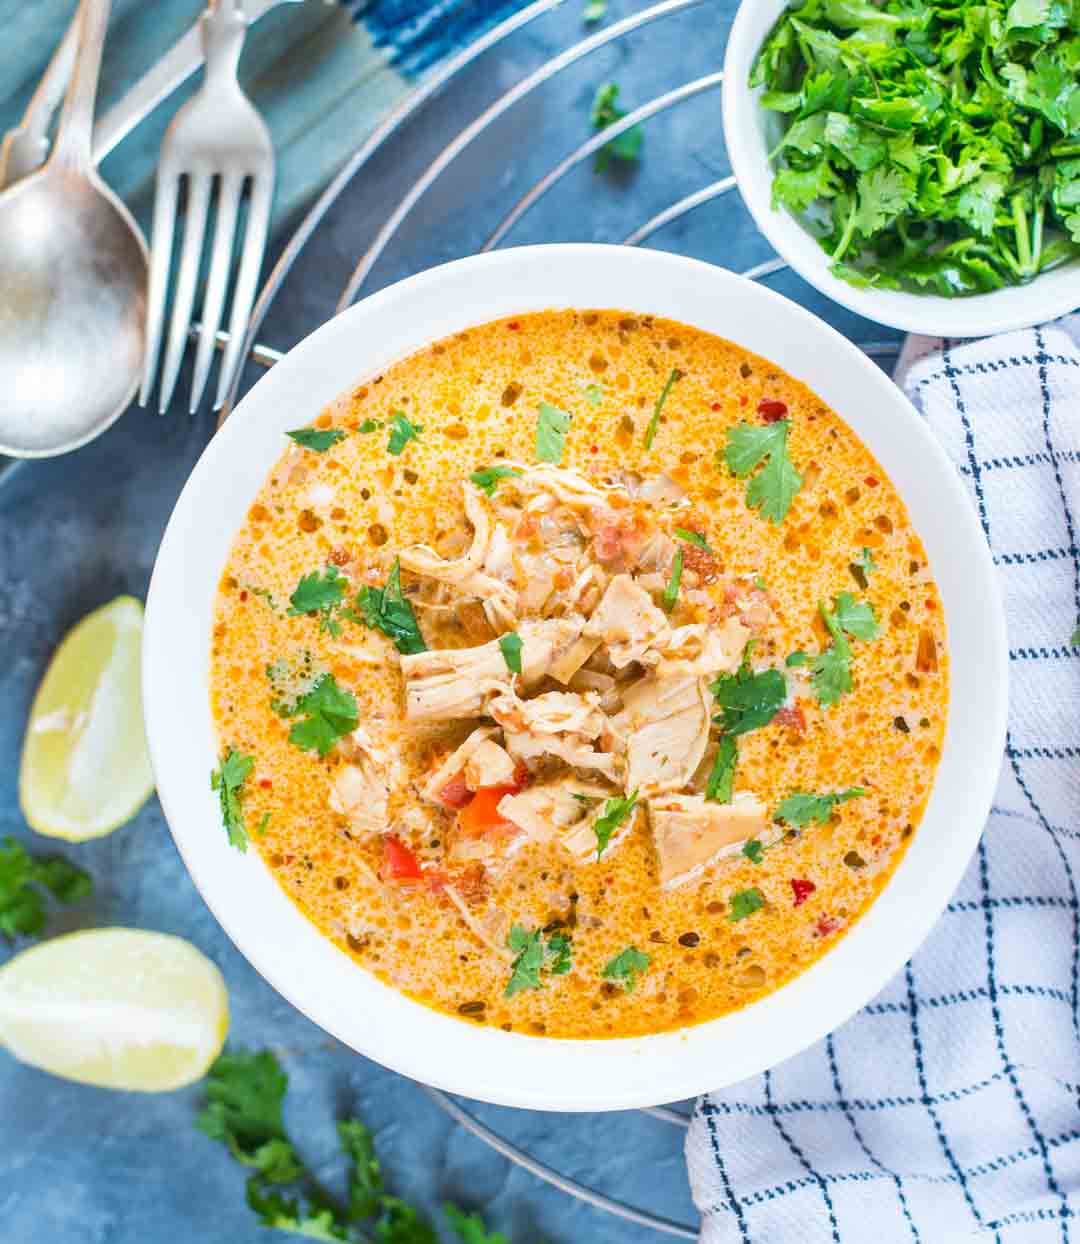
top-left (721, 0), bottom-right (1080, 338)
top-left (144, 242), bottom-right (1008, 1111)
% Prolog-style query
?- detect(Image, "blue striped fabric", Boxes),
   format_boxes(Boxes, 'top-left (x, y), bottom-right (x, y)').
top-left (686, 316), bottom-right (1080, 1242)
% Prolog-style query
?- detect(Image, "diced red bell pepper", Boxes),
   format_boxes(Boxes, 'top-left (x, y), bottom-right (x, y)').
top-left (791, 878), bottom-right (816, 907)
top-left (456, 769), bottom-right (530, 839)
top-left (381, 836), bottom-right (424, 883)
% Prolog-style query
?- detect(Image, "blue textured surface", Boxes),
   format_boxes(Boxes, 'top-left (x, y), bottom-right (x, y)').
top-left (0, 2), bottom-right (901, 1241)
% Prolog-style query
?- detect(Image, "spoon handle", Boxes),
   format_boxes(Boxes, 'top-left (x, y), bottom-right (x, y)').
top-left (51, 0), bottom-right (112, 172)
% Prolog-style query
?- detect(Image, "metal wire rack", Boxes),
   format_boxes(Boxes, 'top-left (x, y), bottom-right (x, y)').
top-left (218, 2), bottom-right (899, 1235)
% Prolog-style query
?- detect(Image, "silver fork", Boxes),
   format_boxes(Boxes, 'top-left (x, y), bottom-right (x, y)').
top-left (140, 0), bottom-right (274, 413)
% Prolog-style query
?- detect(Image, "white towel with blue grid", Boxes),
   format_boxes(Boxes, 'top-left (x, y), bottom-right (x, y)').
top-left (686, 315), bottom-right (1080, 1242)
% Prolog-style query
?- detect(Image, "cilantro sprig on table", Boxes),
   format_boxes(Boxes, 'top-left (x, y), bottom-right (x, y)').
top-left (721, 419), bottom-right (803, 524)
top-left (753, 0), bottom-right (1080, 295)
top-left (198, 1049), bottom-right (512, 1243)
top-left (0, 837), bottom-right (91, 941)
top-left (591, 82), bottom-right (644, 172)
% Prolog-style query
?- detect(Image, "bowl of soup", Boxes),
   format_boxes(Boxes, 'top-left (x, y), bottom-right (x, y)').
top-left (144, 244), bottom-right (1006, 1110)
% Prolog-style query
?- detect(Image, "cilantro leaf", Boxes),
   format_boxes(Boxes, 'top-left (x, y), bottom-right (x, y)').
top-left (811, 593), bottom-right (880, 707)
top-left (337, 1119), bottom-right (383, 1221)
top-left (644, 368), bottom-right (683, 451)
top-left (281, 674), bottom-right (358, 757)
top-left (196, 1049), bottom-right (291, 1160)
top-left (601, 945), bottom-right (651, 992)
top-left (786, 650), bottom-right (810, 667)
top-left (288, 565), bottom-right (349, 636)
top-left (469, 466), bottom-right (522, 497)
top-left (357, 419), bottom-right (381, 434)
top-left (547, 932), bottom-right (573, 976)
top-left (386, 412), bottom-right (422, 456)
top-left (0, 837), bottom-right (91, 941)
top-left (775, 786), bottom-right (866, 827)
top-left (674, 527), bottom-right (713, 552)
top-left (831, 590), bottom-right (881, 640)
top-left (728, 887), bottom-right (765, 922)
top-left (1071, 623), bottom-right (1080, 647)
top-left (661, 548), bottom-right (683, 613)
top-left (582, 0), bottom-right (607, 24)
top-left (594, 790), bottom-right (638, 858)
top-left (211, 748), bottom-right (255, 851)
top-left (355, 559), bottom-right (426, 655)
top-left (505, 925), bottom-right (546, 996)
top-left (591, 82), bottom-right (644, 172)
top-left (288, 428), bottom-right (345, 452)
top-left (710, 661), bottom-right (787, 735)
top-left (721, 419), bottom-right (802, 524)
top-left (445, 1204), bottom-right (508, 1244)
top-left (498, 631), bottom-right (524, 674)
top-left (849, 546), bottom-right (876, 589)
top-left (742, 839), bottom-right (766, 865)
top-left (535, 402), bottom-right (572, 464)
top-left (705, 735), bottom-right (737, 804)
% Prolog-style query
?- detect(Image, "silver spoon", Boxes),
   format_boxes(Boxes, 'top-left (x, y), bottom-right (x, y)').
top-left (0, 0), bottom-right (147, 459)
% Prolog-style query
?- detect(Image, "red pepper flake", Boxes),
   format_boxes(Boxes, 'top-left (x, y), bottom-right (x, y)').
top-left (864, 475), bottom-right (880, 487)
top-left (739, 395), bottom-right (748, 407)
top-left (791, 878), bottom-right (816, 907)
top-left (871, 834), bottom-right (882, 846)
top-left (507, 321), bottom-right (520, 330)
top-left (925, 598), bottom-right (937, 610)
top-left (814, 915), bottom-right (841, 938)
top-left (258, 778), bottom-right (272, 790)
top-left (239, 590), bottom-right (248, 602)
top-left (711, 401), bottom-right (723, 412)
top-left (590, 444), bottom-right (599, 454)
top-left (758, 398), bottom-right (788, 423)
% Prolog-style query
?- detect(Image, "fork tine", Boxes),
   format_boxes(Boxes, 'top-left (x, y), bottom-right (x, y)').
top-left (157, 171), bottom-right (212, 414)
top-left (139, 169), bottom-right (180, 407)
top-left (188, 172), bottom-right (242, 413)
top-left (213, 171), bottom-right (271, 411)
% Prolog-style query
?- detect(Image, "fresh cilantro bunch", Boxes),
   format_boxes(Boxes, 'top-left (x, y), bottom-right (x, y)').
top-left (0, 837), bottom-right (91, 941)
top-left (753, 0), bottom-right (1080, 294)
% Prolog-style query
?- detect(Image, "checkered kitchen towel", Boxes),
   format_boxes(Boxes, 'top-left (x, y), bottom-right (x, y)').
top-left (686, 315), bottom-right (1080, 1242)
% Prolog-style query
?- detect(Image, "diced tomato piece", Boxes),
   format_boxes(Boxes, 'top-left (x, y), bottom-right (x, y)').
top-left (456, 784), bottom-right (520, 838)
top-left (437, 771), bottom-right (472, 810)
top-left (382, 836), bottom-right (424, 883)
top-left (791, 878), bottom-right (816, 907)
top-left (758, 398), bottom-right (788, 422)
top-left (814, 914), bottom-right (841, 938)
top-left (775, 703), bottom-right (806, 734)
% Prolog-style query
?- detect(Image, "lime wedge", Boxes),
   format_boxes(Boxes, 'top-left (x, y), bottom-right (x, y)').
top-left (0, 928), bottom-right (229, 1091)
top-left (19, 595), bottom-right (153, 841)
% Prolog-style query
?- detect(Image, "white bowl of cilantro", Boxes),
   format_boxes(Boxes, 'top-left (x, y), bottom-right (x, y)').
top-left (724, 0), bottom-right (1080, 336)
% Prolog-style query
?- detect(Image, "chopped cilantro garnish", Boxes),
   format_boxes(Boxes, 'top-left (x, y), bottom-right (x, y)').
top-left (279, 674), bottom-right (358, 757)
top-left (644, 368), bottom-right (683, 451)
top-left (850, 546), bottom-right (877, 589)
top-left (582, 381), bottom-right (604, 407)
top-left (721, 419), bottom-right (803, 524)
top-left (505, 924), bottom-right (573, 996)
top-left (705, 734), bottom-right (738, 804)
top-left (674, 527), bottom-right (713, 553)
top-left (211, 748), bottom-right (255, 851)
top-left (786, 650), bottom-right (810, 667)
top-left (354, 559), bottom-right (426, 655)
top-left (386, 411), bottom-right (421, 455)
top-left (0, 837), bottom-right (91, 941)
top-left (591, 81), bottom-right (644, 172)
top-left (583, 0), bottom-right (607, 23)
top-left (535, 401), bottom-right (572, 464)
top-left (498, 631), bottom-right (524, 674)
top-left (728, 887), bottom-right (765, 923)
top-left (1072, 623), bottom-right (1080, 647)
top-left (661, 548), bottom-right (683, 613)
top-left (776, 787), bottom-right (866, 827)
top-left (287, 564), bottom-right (348, 636)
top-left (593, 791), bottom-right (638, 859)
top-left (357, 418), bottom-right (381, 434)
top-left (287, 427), bottom-right (344, 452)
top-left (710, 652), bottom-right (787, 735)
top-left (601, 945), bottom-right (651, 992)
top-left (812, 593), bottom-right (880, 707)
top-left (470, 465), bottom-right (522, 496)
top-left (256, 813), bottom-right (271, 837)
top-left (742, 839), bottom-right (766, 865)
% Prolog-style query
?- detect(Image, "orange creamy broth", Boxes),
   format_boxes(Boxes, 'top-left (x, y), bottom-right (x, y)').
top-left (209, 309), bottom-right (948, 1039)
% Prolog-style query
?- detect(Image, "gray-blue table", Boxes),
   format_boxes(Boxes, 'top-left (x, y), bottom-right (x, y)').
top-left (0, 2), bottom-right (901, 1240)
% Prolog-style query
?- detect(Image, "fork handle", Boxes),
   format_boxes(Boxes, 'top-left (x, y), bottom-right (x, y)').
top-left (202, 0), bottom-right (250, 87)
top-left (52, 0), bottom-right (111, 171)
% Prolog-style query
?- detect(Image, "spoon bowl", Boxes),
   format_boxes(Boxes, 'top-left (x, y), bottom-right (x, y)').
top-left (0, 0), bottom-right (147, 459)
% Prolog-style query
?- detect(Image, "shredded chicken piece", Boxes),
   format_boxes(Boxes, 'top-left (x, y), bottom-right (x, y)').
top-left (490, 689), bottom-right (620, 780)
top-left (504, 463), bottom-right (610, 511)
top-left (635, 529), bottom-right (678, 575)
top-left (649, 792), bottom-right (768, 889)
top-left (549, 633), bottom-right (602, 684)
top-left (651, 618), bottom-right (749, 678)
top-left (400, 617), bottom-right (583, 721)
top-left (497, 778), bottom-right (613, 857)
top-left (442, 884), bottom-right (512, 959)
top-left (399, 483), bottom-right (517, 628)
top-left (328, 728), bottom-right (394, 836)
top-left (464, 738), bottom-right (516, 790)
top-left (562, 563), bottom-right (608, 617)
top-left (585, 574), bottom-right (670, 668)
top-left (610, 674), bottom-right (711, 796)
top-left (420, 726), bottom-right (498, 807)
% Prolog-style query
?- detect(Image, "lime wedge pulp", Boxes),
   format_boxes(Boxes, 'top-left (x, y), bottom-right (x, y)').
top-left (0, 928), bottom-right (229, 1091)
top-left (19, 595), bottom-right (153, 841)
